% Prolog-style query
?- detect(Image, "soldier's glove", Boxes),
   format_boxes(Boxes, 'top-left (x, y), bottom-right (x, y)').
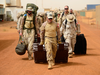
top-left (37, 33), bottom-right (40, 37)
top-left (58, 41), bottom-right (62, 44)
top-left (40, 41), bottom-right (44, 45)
top-left (77, 33), bottom-right (80, 36)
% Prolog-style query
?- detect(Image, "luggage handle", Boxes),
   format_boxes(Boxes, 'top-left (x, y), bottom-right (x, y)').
top-left (18, 36), bottom-right (24, 45)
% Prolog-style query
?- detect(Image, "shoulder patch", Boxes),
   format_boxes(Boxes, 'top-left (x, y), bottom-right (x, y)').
top-left (24, 14), bottom-right (27, 16)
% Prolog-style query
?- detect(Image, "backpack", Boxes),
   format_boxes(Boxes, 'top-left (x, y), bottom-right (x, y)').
top-left (23, 3), bottom-right (38, 34)
top-left (26, 3), bottom-right (38, 14)
top-left (61, 12), bottom-right (64, 18)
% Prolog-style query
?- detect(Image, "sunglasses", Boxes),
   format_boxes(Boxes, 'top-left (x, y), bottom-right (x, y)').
top-left (64, 8), bottom-right (68, 10)
top-left (48, 18), bottom-right (52, 20)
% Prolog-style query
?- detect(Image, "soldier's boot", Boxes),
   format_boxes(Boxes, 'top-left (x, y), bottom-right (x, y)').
top-left (48, 61), bottom-right (52, 69)
top-left (52, 59), bottom-right (55, 66)
top-left (69, 53), bottom-right (73, 58)
top-left (28, 52), bottom-right (32, 60)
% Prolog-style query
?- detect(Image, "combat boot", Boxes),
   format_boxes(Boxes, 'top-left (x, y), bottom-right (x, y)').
top-left (48, 61), bottom-right (52, 69)
top-left (69, 53), bottom-right (73, 58)
top-left (52, 59), bottom-right (55, 66)
top-left (28, 53), bottom-right (32, 60)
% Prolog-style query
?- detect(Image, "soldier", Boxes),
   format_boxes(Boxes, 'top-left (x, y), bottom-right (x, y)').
top-left (70, 9), bottom-right (77, 17)
top-left (37, 13), bottom-right (42, 28)
top-left (54, 11), bottom-right (61, 25)
top-left (59, 5), bottom-right (70, 28)
top-left (60, 14), bottom-right (80, 58)
top-left (70, 9), bottom-right (74, 14)
top-left (59, 5), bottom-right (70, 42)
top-left (20, 7), bottom-right (39, 60)
top-left (40, 12), bottom-right (61, 69)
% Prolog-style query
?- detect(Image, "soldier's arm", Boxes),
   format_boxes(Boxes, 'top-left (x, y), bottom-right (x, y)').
top-left (56, 23), bottom-right (61, 42)
top-left (17, 17), bottom-right (21, 31)
top-left (20, 16), bottom-right (25, 34)
top-left (59, 16), bottom-right (62, 28)
top-left (35, 17), bottom-right (40, 35)
top-left (40, 18), bottom-right (42, 27)
top-left (75, 19), bottom-right (81, 34)
top-left (76, 24), bottom-right (81, 34)
top-left (40, 22), bottom-right (46, 42)
top-left (60, 20), bottom-right (66, 36)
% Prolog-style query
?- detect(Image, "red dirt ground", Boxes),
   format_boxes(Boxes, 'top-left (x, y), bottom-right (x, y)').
top-left (0, 19), bottom-right (100, 75)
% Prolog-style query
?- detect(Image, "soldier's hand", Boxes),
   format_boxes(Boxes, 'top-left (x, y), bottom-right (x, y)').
top-left (58, 41), bottom-right (62, 44)
top-left (17, 30), bottom-right (20, 33)
top-left (37, 33), bottom-right (40, 37)
top-left (40, 41), bottom-right (44, 45)
top-left (20, 33), bottom-right (22, 36)
top-left (77, 33), bottom-right (80, 36)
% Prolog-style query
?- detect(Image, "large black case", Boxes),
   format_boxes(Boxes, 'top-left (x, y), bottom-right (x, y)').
top-left (33, 43), bottom-right (68, 63)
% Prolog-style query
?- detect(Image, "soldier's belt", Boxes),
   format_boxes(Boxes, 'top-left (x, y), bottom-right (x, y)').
top-left (24, 27), bottom-right (34, 33)
top-left (24, 27), bottom-right (34, 30)
top-left (45, 36), bottom-right (56, 38)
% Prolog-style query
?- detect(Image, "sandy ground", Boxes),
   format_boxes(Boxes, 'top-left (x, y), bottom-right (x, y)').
top-left (0, 19), bottom-right (100, 75)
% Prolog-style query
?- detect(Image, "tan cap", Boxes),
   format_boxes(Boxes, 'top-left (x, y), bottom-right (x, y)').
top-left (67, 14), bottom-right (75, 22)
top-left (26, 7), bottom-right (33, 11)
top-left (57, 11), bottom-right (60, 14)
top-left (47, 12), bottom-right (53, 18)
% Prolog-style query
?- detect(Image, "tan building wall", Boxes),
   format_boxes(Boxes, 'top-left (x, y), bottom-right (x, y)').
top-left (96, 5), bottom-right (100, 25)
top-left (77, 16), bottom-right (96, 25)
top-left (85, 11), bottom-right (96, 18)
top-left (44, 8), bottom-right (50, 12)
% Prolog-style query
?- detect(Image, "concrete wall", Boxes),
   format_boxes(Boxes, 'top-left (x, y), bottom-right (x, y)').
top-left (5, 7), bottom-right (25, 21)
top-left (96, 5), bottom-right (100, 25)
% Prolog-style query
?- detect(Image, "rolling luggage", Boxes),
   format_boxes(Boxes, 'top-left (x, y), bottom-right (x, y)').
top-left (74, 34), bottom-right (87, 54)
top-left (33, 43), bottom-right (68, 63)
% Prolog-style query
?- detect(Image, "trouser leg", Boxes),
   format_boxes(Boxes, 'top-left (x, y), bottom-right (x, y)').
top-left (71, 38), bottom-right (76, 52)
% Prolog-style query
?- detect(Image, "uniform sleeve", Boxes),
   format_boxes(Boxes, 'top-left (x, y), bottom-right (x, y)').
top-left (75, 19), bottom-right (81, 34)
top-left (59, 15), bottom-right (62, 28)
top-left (20, 16), bottom-right (25, 34)
top-left (17, 17), bottom-right (21, 30)
top-left (76, 24), bottom-right (81, 34)
top-left (35, 17), bottom-right (39, 34)
top-left (56, 23), bottom-right (61, 41)
top-left (40, 22), bottom-right (46, 42)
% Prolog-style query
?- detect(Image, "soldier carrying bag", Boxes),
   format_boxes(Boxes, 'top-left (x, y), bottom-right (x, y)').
top-left (15, 36), bottom-right (26, 55)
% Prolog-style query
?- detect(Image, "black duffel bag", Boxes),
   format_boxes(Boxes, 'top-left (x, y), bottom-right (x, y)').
top-left (15, 36), bottom-right (26, 55)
